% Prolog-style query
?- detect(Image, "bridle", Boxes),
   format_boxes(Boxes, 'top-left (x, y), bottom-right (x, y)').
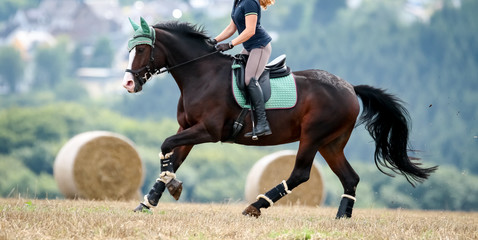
top-left (125, 32), bottom-right (159, 88)
top-left (125, 27), bottom-right (220, 89)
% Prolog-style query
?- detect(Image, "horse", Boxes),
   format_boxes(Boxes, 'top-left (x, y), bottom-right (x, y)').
top-left (122, 18), bottom-right (437, 218)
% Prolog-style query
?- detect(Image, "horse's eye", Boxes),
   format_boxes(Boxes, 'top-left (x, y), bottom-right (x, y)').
top-left (136, 47), bottom-right (145, 53)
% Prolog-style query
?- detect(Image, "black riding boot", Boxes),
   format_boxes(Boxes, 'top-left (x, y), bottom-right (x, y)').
top-left (245, 78), bottom-right (272, 137)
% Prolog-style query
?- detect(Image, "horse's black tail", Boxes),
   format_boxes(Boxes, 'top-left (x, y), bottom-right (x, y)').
top-left (354, 85), bottom-right (438, 186)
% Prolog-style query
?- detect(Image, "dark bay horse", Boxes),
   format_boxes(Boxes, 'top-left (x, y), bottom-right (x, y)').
top-left (122, 18), bottom-right (437, 218)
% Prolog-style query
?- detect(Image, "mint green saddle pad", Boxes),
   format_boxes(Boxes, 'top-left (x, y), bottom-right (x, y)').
top-left (232, 73), bottom-right (297, 109)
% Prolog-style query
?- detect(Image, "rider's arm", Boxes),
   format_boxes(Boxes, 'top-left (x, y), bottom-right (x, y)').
top-left (230, 14), bottom-right (257, 47)
top-left (214, 19), bottom-right (237, 42)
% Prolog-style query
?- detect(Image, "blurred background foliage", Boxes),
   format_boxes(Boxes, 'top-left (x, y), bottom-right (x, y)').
top-left (0, 0), bottom-right (477, 211)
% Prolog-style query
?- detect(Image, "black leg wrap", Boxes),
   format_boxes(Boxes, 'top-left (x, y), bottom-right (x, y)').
top-left (161, 158), bottom-right (174, 172)
top-left (255, 181), bottom-right (291, 209)
top-left (159, 152), bottom-right (183, 200)
top-left (265, 182), bottom-right (290, 203)
top-left (336, 196), bottom-right (355, 219)
top-left (146, 180), bottom-right (166, 207)
top-left (252, 198), bottom-right (270, 210)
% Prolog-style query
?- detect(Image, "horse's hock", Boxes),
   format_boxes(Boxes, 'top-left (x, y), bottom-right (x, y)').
top-left (54, 131), bottom-right (143, 200)
top-left (245, 150), bottom-right (325, 206)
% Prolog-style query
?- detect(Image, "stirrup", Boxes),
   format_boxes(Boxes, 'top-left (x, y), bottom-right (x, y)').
top-left (244, 127), bottom-right (272, 139)
top-left (244, 130), bottom-right (258, 140)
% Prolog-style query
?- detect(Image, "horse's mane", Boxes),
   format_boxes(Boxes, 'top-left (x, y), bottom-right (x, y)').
top-left (153, 21), bottom-right (230, 57)
top-left (153, 21), bottom-right (210, 41)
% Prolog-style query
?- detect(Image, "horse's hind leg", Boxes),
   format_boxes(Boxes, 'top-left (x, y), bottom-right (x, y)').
top-left (318, 130), bottom-right (359, 218)
top-left (243, 140), bottom-right (318, 217)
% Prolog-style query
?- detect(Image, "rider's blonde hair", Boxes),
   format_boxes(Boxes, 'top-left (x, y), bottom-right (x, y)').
top-left (260, 0), bottom-right (275, 10)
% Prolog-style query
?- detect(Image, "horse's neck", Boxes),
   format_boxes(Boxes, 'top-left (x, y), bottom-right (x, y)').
top-left (154, 28), bottom-right (233, 92)
top-left (169, 53), bottom-right (233, 92)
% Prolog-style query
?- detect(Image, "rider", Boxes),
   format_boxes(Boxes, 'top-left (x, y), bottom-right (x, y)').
top-left (210, 0), bottom-right (274, 138)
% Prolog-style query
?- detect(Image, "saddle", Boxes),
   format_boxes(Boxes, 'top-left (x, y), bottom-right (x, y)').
top-left (229, 54), bottom-right (293, 142)
top-left (232, 54), bottom-right (291, 103)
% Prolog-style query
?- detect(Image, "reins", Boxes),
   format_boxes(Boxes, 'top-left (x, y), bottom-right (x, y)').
top-left (157, 50), bottom-right (220, 74)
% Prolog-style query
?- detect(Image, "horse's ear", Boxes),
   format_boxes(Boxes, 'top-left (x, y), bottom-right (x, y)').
top-left (140, 17), bottom-right (150, 34)
top-left (129, 17), bottom-right (140, 31)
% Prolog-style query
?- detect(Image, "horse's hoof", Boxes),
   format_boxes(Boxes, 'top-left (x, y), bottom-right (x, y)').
top-left (166, 178), bottom-right (183, 201)
top-left (242, 205), bottom-right (261, 218)
top-left (133, 203), bottom-right (151, 213)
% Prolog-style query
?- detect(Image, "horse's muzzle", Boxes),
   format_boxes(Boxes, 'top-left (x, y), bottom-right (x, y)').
top-left (123, 72), bottom-right (138, 93)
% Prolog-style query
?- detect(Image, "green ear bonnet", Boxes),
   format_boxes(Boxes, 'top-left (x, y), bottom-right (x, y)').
top-left (127, 17), bottom-right (156, 52)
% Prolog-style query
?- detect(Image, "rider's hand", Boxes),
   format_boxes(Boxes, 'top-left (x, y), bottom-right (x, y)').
top-left (216, 42), bottom-right (234, 52)
top-left (207, 38), bottom-right (217, 45)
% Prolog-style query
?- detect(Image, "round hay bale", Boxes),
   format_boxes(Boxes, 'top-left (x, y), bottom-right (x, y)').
top-left (245, 150), bottom-right (325, 206)
top-left (54, 131), bottom-right (143, 200)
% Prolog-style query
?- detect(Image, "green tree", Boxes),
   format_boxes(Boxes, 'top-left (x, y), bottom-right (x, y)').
top-left (33, 40), bottom-right (70, 90)
top-left (89, 37), bottom-right (114, 68)
top-left (0, 0), bottom-right (40, 21)
top-left (0, 155), bottom-right (60, 198)
top-left (271, 0), bottom-right (478, 174)
top-left (0, 46), bottom-right (24, 93)
top-left (115, 76), bottom-right (180, 121)
top-left (312, 0), bottom-right (347, 25)
top-left (71, 43), bottom-right (86, 70)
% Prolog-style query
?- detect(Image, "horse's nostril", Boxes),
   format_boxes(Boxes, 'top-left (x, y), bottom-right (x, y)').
top-left (122, 79), bottom-right (135, 93)
top-left (123, 80), bottom-right (133, 88)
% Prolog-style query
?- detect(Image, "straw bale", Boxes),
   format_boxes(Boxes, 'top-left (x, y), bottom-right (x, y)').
top-left (245, 150), bottom-right (325, 206)
top-left (54, 131), bottom-right (143, 200)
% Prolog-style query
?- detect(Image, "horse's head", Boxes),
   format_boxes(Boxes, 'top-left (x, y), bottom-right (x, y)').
top-left (123, 17), bottom-right (161, 93)
top-left (123, 19), bottom-right (227, 93)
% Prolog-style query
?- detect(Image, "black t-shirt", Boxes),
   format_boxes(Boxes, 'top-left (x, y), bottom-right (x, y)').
top-left (232, 0), bottom-right (272, 51)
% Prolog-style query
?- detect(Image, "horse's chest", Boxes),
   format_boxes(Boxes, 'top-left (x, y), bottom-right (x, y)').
top-left (179, 103), bottom-right (204, 126)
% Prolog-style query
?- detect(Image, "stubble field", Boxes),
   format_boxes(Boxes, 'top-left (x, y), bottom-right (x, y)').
top-left (0, 198), bottom-right (476, 239)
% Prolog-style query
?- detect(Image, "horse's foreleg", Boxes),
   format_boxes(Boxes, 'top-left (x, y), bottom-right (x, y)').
top-left (159, 145), bottom-right (195, 200)
top-left (160, 123), bottom-right (219, 154)
top-left (134, 144), bottom-right (193, 212)
top-left (243, 141), bottom-right (317, 218)
top-left (159, 124), bottom-right (219, 198)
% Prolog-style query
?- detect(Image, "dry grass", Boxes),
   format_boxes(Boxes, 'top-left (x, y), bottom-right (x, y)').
top-left (0, 198), bottom-right (476, 240)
